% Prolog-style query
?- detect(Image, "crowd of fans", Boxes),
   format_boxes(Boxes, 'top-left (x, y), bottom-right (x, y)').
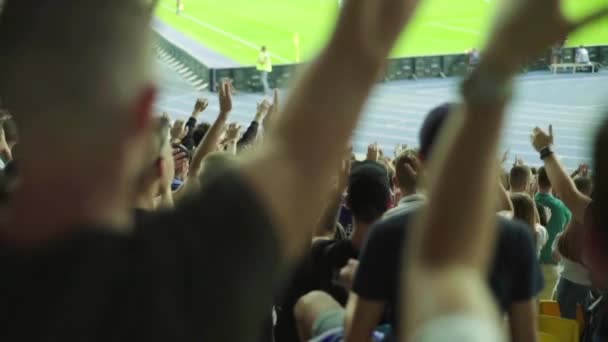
top-left (1, 0), bottom-right (608, 341)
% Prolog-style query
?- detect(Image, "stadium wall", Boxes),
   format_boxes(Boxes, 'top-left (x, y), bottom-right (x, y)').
top-left (153, 26), bottom-right (608, 92)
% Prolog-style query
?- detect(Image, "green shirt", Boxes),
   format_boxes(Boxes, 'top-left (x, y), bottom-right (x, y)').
top-left (257, 51), bottom-right (272, 72)
top-left (535, 192), bottom-right (572, 264)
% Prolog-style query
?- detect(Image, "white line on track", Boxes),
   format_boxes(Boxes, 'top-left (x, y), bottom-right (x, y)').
top-left (160, 4), bottom-right (291, 64)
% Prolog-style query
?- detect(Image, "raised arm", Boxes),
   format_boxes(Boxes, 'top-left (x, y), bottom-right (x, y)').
top-left (181, 98), bottom-right (208, 150)
top-left (531, 125), bottom-right (591, 223)
top-left (189, 82), bottom-right (232, 178)
top-left (236, 99), bottom-right (268, 150)
top-left (402, 0), bottom-right (608, 339)
top-left (240, 0), bottom-right (423, 257)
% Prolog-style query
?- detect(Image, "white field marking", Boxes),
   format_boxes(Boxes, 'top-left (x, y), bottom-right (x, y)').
top-left (427, 22), bottom-right (481, 36)
top-left (160, 4), bottom-right (291, 63)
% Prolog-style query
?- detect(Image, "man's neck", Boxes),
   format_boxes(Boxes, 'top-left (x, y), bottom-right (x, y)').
top-left (350, 220), bottom-right (373, 251)
top-left (538, 188), bottom-right (552, 195)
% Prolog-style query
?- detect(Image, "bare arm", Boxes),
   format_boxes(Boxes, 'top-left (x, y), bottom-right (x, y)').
top-left (240, 0), bottom-right (422, 257)
top-left (497, 179), bottom-right (513, 213)
top-left (402, 0), bottom-right (608, 338)
top-left (189, 82), bottom-right (232, 179)
top-left (530, 129), bottom-right (591, 223)
top-left (344, 294), bottom-right (385, 342)
top-left (508, 300), bottom-right (539, 342)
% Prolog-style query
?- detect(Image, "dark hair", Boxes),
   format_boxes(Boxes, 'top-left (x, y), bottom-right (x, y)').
top-left (574, 176), bottom-right (593, 196)
top-left (192, 122), bottom-right (211, 147)
top-left (346, 161), bottom-right (391, 224)
top-left (418, 103), bottom-right (456, 161)
top-left (510, 165), bottom-right (531, 191)
top-left (537, 166), bottom-right (551, 189)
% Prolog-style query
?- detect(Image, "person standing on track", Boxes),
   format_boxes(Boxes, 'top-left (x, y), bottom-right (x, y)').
top-left (257, 46), bottom-right (272, 95)
top-left (176, 0), bottom-right (183, 15)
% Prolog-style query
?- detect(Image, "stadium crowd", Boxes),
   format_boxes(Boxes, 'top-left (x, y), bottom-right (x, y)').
top-left (0, 0), bottom-right (608, 341)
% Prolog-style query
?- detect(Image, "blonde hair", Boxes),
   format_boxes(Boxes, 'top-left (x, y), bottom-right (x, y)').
top-left (0, 0), bottom-right (154, 143)
top-left (510, 193), bottom-right (537, 245)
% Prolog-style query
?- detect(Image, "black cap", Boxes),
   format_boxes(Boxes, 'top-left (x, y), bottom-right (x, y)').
top-left (418, 103), bottom-right (456, 161)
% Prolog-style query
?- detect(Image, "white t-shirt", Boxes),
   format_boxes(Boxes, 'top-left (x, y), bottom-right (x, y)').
top-left (535, 224), bottom-right (548, 258)
top-left (552, 232), bottom-right (591, 286)
top-left (576, 48), bottom-right (590, 64)
top-left (414, 315), bottom-right (506, 342)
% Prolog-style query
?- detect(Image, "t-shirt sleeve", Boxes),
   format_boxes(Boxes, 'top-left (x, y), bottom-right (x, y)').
top-left (511, 222), bottom-right (545, 301)
top-left (352, 220), bottom-right (400, 301)
top-left (135, 169), bottom-right (280, 341)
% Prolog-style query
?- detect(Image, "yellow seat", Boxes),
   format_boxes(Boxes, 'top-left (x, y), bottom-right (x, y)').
top-left (575, 303), bottom-right (585, 334)
top-left (540, 300), bottom-right (562, 317)
top-left (540, 332), bottom-right (561, 342)
top-left (538, 315), bottom-right (579, 342)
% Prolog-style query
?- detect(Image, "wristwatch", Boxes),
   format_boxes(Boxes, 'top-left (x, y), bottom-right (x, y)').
top-left (461, 69), bottom-right (513, 108)
top-left (539, 146), bottom-right (554, 160)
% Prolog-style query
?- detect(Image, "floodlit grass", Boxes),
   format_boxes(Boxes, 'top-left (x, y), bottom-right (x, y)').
top-left (156, 0), bottom-right (608, 65)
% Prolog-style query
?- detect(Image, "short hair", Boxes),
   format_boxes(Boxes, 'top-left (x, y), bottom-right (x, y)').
top-left (394, 149), bottom-right (420, 193)
top-left (418, 103), bottom-right (456, 161)
top-left (0, 0), bottom-right (154, 143)
top-left (537, 166), bottom-right (551, 189)
top-left (347, 161), bottom-right (391, 224)
top-left (199, 151), bottom-right (237, 185)
top-left (510, 165), bottom-right (532, 191)
top-left (574, 176), bottom-right (593, 196)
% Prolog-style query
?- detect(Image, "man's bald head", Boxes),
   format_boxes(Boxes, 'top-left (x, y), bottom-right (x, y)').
top-left (0, 0), bottom-right (155, 144)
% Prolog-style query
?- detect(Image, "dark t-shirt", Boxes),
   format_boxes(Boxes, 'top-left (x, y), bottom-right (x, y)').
top-left (353, 208), bottom-right (544, 337)
top-left (310, 239), bottom-right (358, 305)
top-left (0, 170), bottom-right (280, 341)
top-left (274, 239), bottom-right (357, 342)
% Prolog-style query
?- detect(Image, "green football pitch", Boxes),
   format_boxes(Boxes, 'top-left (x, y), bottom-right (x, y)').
top-left (156, 0), bottom-right (608, 66)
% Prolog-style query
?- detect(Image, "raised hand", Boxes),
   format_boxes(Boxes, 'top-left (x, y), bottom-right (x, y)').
top-left (224, 122), bottom-right (242, 141)
top-left (483, 0), bottom-right (608, 73)
top-left (219, 81), bottom-right (233, 116)
top-left (337, 148), bottom-right (352, 192)
top-left (366, 143), bottom-right (379, 161)
top-left (170, 119), bottom-right (189, 143)
top-left (531, 125), bottom-right (554, 152)
top-left (194, 98), bottom-right (209, 114)
top-left (499, 148), bottom-right (510, 166)
top-left (578, 164), bottom-right (590, 177)
top-left (257, 99), bottom-right (271, 114)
